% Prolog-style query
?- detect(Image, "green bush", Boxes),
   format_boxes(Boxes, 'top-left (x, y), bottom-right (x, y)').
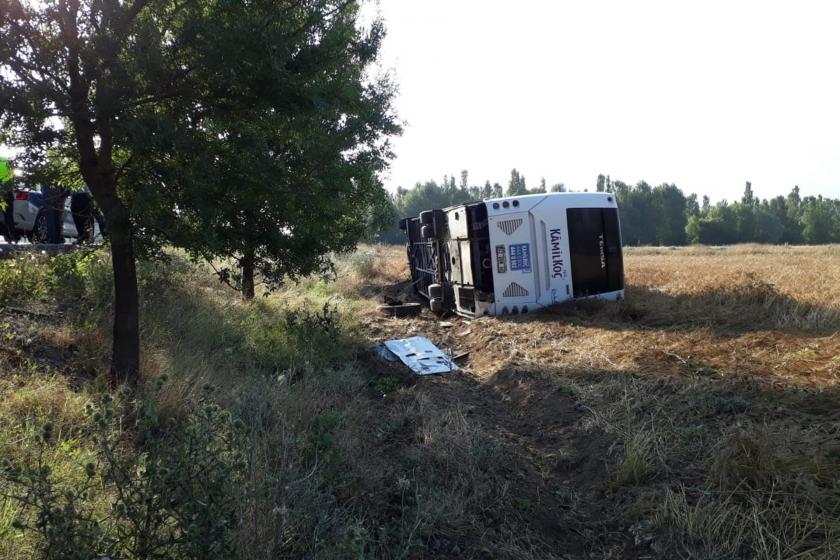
top-left (0, 250), bottom-right (112, 309)
top-left (284, 302), bottom-right (341, 346)
top-left (2, 380), bottom-right (247, 560)
top-left (0, 255), bottom-right (50, 305)
top-left (346, 252), bottom-right (376, 280)
top-left (47, 250), bottom-right (112, 305)
top-left (239, 301), bottom-right (350, 376)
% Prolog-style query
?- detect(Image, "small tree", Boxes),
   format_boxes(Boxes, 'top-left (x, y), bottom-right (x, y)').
top-left (507, 168), bottom-right (527, 196)
top-left (742, 181), bottom-right (755, 206)
top-left (596, 174), bottom-right (606, 192)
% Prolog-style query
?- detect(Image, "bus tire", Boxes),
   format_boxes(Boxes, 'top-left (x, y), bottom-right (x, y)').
top-left (428, 283), bottom-right (443, 299)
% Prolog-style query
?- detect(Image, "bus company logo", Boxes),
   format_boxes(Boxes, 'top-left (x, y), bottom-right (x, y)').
top-left (550, 228), bottom-right (565, 278)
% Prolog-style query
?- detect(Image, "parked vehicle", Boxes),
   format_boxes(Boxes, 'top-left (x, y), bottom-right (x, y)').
top-left (1, 187), bottom-right (102, 244)
top-left (399, 192), bottom-right (624, 318)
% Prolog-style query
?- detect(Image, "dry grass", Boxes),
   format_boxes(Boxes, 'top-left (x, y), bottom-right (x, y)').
top-left (0, 319), bottom-right (101, 559)
top-left (625, 244), bottom-right (840, 328)
top-left (329, 243), bottom-right (840, 558)
top-left (3, 243), bottom-right (840, 559)
top-left (356, 244), bottom-right (840, 388)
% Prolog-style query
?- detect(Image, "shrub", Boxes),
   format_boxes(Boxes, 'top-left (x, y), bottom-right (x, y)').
top-left (0, 250), bottom-right (114, 311)
top-left (346, 252), bottom-right (377, 280)
top-left (47, 250), bottom-right (112, 306)
top-left (0, 255), bottom-right (50, 305)
top-left (1, 380), bottom-right (247, 559)
top-left (238, 301), bottom-right (349, 377)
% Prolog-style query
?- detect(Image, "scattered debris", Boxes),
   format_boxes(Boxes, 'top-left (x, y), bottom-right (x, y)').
top-left (439, 321), bottom-right (453, 328)
top-left (382, 336), bottom-right (459, 375)
top-left (452, 350), bottom-right (470, 362)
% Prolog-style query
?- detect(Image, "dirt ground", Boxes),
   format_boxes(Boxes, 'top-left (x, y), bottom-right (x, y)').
top-left (336, 244), bottom-right (840, 559)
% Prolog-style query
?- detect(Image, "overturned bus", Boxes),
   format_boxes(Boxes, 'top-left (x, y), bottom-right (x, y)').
top-left (399, 192), bottom-right (624, 318)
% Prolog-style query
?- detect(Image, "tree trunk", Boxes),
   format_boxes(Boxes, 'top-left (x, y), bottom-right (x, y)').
top-left (241, 250), bottom-right (255, 300)
top-left (107, 214), bottom-right (141, 386)
top-left (62, 8), bottom-right (140, 387)
top-left (77, 158), bottom-right (140, 386)
top-left (74, 146), bottom-right (141, 386)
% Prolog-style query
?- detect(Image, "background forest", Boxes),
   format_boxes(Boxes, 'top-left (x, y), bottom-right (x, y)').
top-left (375, 169), bottom-right (840, 246)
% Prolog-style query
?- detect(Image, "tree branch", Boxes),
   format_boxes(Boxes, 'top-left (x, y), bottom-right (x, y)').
top-left (4, 18), bottom-right (72, 99)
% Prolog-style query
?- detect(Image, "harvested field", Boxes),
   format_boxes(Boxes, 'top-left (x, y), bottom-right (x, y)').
top-left (333, 244), bottom-right (840, 558)
top-left (349, 244), bottom-right (840, 385)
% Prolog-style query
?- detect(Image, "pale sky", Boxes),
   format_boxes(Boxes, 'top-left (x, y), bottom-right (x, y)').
top-left (4, 1), bottom-right (838, 202)
top-left (370, 0), bottom-right (840, 201)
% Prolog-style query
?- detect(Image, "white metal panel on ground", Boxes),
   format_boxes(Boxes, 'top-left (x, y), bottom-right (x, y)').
top-left (383, 336), bottom-right (459, 375)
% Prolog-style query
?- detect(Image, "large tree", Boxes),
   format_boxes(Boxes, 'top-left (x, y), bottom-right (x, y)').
top-left (0, 0), bottom-right (398, 383)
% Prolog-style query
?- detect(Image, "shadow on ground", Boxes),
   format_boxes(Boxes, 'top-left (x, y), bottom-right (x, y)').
top-left (350, 352), bottom-right (840, 558)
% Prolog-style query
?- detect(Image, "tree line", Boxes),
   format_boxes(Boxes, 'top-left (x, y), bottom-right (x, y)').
top-left (375, 169), bottom-right (840, 246)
